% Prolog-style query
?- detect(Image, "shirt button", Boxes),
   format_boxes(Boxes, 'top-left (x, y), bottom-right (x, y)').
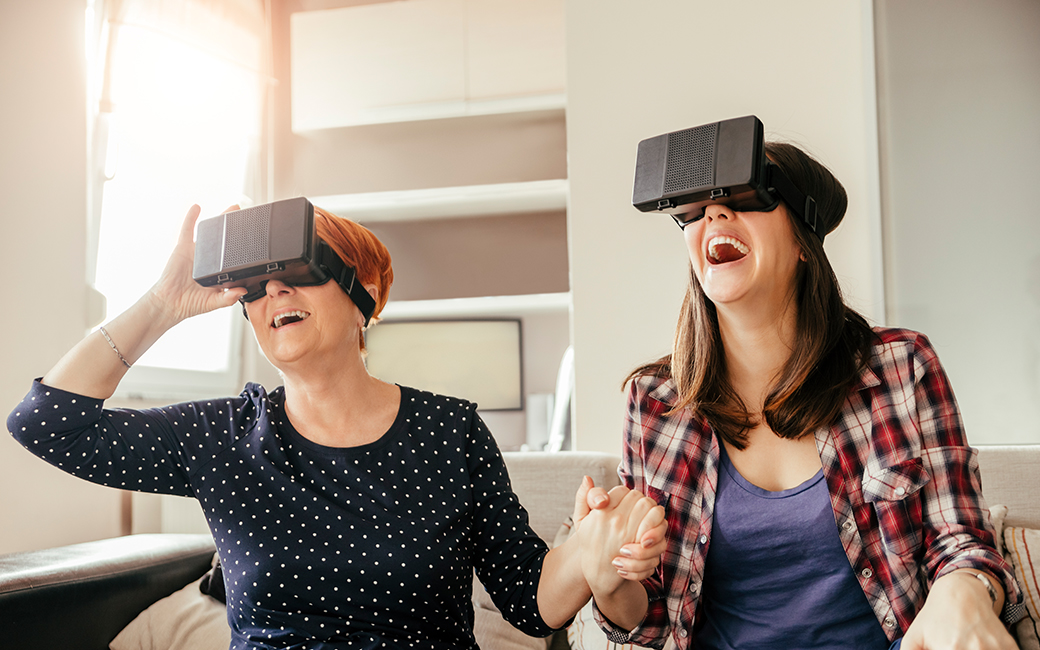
top-left (689, 580), bottom-right (700, 593)
top-left (884, 616), bottom-right (897, 628)
top-left (842, 520), bottom-right (854, 532)
top-left (895, 486), bottom-right (906, 496)
top-left (861, 567), bottom-right (873, 578)
top-left (699, 534), bottom-right (708, 544)
top-left (679, 629), bottom-right (689, 638)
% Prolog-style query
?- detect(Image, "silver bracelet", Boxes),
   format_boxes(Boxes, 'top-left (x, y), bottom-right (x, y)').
top-left (972, 571), bottom-right (998, 606)
top-left (99, 326), bottom-right (132, 369)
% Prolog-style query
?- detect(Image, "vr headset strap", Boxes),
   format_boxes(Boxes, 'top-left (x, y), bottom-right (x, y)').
top-left (317, 242), bottom-right (377, 327)
top-left (765, 163), bottom-right (821, 241)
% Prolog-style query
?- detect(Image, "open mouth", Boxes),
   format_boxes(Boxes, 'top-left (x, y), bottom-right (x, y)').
top-left (707, 236), bottom-right (750, 265)
top-left (271, 310), bottom-right (310, 329)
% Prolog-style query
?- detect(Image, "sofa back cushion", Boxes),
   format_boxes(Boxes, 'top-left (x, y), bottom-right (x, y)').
top-left (976, 445), bottom-right (1040, 528)
top-left (503, 451), bottom-right (622, 545)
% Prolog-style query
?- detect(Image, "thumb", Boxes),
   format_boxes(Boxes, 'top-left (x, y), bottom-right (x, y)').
top-left (572, 476), bottom-right (593, 526)
top-left (218, 286), bottom-right (248, 308)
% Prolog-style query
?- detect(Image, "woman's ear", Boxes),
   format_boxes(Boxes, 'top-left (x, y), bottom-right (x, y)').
top-left (360, 283), bottom-right (379, 329)
top-left (799, 250), bottom-right (808, 262)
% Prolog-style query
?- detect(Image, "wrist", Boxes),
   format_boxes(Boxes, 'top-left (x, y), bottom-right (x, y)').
top-left (944, 570), bottom-right (1002, 616)
top-left (143, 285), bottom-right (187, 330)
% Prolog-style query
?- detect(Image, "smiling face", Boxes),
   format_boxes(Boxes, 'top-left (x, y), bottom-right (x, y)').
top-left (684, 202), bottom-right (804, 315)
top-left (244, 278), bottom-right (369, 370)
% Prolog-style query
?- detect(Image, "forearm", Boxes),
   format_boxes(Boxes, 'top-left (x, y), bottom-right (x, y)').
top-left (592, 580), bottom-right (649, 632)
top-left (537, 536), bottom-right (593, 628)
top-left (43, 291), bottom-right (179, 399)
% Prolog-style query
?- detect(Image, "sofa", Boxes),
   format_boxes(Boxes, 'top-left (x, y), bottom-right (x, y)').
top-left (2, 447), bottom-right (1038, 650)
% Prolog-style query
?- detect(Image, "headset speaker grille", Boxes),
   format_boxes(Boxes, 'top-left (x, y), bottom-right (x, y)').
top-left (224, 204), bottom-right (271, 267)
top-left (664, 123), bottom-right (717, 193)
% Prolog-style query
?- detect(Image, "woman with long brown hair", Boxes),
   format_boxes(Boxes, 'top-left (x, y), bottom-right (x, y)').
top-left (583, 137), bottom-right (1021, 649)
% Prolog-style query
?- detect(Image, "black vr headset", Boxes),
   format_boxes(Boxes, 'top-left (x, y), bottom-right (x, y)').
top-left (632, 115), bottom-right (822, 240)
top-left (192, 197), bottom-right (376, 325)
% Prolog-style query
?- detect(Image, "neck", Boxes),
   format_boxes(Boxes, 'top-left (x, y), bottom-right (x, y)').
top-left (280, 348), bottom-right (397, 447)
top-left (716, 292), bottom-right (799, 411)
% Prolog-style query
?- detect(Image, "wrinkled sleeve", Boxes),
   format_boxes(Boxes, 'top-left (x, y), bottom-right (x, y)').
top-left (591, 377), bottom-right (670, 649)
top-left (464, 406), bottom-right (558, 638)
top-left (909, 337), bottom-right (1023, 621)
top-left (7, 379), bottom-right (253, 497)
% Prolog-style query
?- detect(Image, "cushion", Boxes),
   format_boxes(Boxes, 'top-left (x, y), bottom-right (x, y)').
top-left (991, 504), bottom-right (1008, 557)
top-left (1003, 525), bottom-right (1040, 650)
top-left (112, 562), bottom-right (547, 650)
top-left (109, 576), bottom-right (230, 650)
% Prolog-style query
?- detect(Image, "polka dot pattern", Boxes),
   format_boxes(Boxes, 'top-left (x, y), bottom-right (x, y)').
top-left (8, 380), bottom-right (555, 648)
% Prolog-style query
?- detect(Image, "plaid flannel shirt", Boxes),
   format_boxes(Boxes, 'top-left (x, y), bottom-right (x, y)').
top-left (596, 328), bottom-right (1021, 649)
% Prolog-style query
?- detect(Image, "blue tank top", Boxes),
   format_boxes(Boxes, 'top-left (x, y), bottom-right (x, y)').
top-left (693, 444), bottom-right (892, 650)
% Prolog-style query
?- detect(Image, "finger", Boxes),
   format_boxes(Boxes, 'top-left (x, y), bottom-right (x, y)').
top-left (612, 554), bottom-right (661, 582)
top-left (607, 487), bottom-right (648, 516)
top-left (623, 494), bottom-right (657, 532)
top-left (218, 286), bottom-right (248, 307)
top-left (636, 505), bottom-right (666, 546)
top-left (640, 519), bottom-right (668, 550)
top-left (221, 204), bottom-right (241, 214)
top-left (586, 485), bottom-right (611, 510)
top-left (179, 204), bottom-right (203, 246)
top-left (572, 476), bottom-right (593, 524)
top-left (619, 530), bottom-right (667, 562)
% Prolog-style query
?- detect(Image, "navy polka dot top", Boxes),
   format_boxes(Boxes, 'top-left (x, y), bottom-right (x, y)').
top-left (8, 380), bottom-right (554, 649)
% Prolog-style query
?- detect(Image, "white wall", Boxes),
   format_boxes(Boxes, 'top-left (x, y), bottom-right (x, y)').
top-left (565, 0), bottom-right (883, 453)
top-left (0, 0), bottom-right (124, 554)
top-left (875, 0), bottom-right (1040, 445)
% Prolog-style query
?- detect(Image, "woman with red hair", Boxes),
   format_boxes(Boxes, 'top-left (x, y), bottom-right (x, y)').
top-left (8, 202), bottom-right (665, 649)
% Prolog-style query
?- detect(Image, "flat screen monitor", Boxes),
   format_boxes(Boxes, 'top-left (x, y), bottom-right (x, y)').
top-left (364, 319), bottom-right (523, 410)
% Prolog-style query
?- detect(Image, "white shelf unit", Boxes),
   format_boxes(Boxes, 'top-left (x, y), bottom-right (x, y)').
top-left (311, 179), bottom-right (568, 224)
top-left (313, 179), bottom-right (571, 319)
top-left (381, 292), bottom-right (571, 320)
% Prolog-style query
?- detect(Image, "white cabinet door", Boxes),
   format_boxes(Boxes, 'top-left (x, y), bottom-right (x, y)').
top-left (290, 0), bottom-right (564, 130)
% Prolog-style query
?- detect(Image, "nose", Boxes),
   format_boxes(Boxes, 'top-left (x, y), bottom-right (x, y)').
top-left (703, 205), bottom-right (732, 223)
top-left (265, 279), bottom-right (295, 297)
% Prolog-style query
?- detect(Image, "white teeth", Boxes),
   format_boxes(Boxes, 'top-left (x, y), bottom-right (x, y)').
top-left (707, 236), bottom-right (750, 261)
top-left (272, 310), bottom-right (310, 329)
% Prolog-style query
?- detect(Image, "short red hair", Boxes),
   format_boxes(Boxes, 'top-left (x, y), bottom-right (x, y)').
top-left (313, 206), bottom-right (393, 348)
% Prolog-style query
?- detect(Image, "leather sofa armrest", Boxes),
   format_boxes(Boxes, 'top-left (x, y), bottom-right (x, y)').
top-left (0, 533), bottom-right (215, 650)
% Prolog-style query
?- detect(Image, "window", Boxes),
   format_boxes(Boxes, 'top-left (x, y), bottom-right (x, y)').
top-left (87, 0), bottom-right (268, 399)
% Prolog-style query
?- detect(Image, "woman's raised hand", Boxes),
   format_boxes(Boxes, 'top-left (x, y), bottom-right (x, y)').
top-left (42, 204), bottom-right (247, 399)
top-left (148, 204), bottom-right (247, 328)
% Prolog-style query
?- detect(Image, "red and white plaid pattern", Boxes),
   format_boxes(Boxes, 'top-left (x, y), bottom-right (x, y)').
top-left (596, 328), bottom-right (1021, 648)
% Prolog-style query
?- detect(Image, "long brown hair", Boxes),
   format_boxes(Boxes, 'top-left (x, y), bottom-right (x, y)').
top-left (628, 142), bottom-right (875, 449)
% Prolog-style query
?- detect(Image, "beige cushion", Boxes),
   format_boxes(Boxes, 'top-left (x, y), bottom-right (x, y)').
top-left (473, 574), bottom-right (550, 650)
top-left (977, 446), bottom-right (1040, 529)
top-left (503, 451), bottom-right (622, 544)
top-left (112, 571), bottom-right (553, 650)
top-left (1003, 525), bottom-right (1040, 650)
top-left (113, 573), bottom-right (550, 650)
top-left (109, 576), bottom-right (229, 650)
top-left (991, 504), bottom-right (1009, 557)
